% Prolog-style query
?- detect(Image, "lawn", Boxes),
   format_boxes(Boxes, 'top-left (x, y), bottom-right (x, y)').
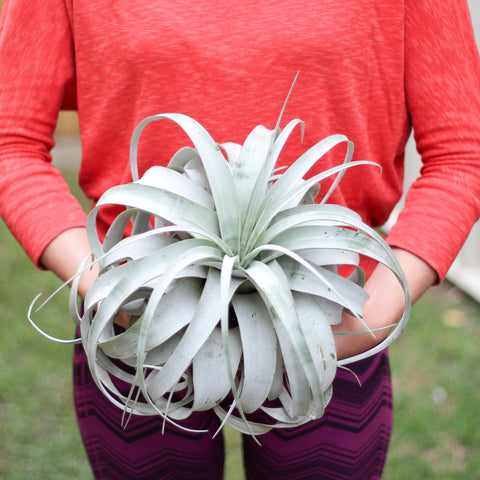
top-left (0, 168), bottom-right (479, 479)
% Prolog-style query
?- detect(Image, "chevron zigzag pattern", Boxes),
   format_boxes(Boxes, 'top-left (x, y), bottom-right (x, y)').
top-left (73, 338), bottom-right (392, 480)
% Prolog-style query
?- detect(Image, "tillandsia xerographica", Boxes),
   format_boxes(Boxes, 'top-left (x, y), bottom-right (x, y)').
top-left (30, 91), bottom-right (410, 438)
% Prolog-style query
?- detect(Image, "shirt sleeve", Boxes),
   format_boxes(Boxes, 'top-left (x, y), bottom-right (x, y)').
top-left (386, 0), bottom-right (480, 281)
top-left (0, 0), bottom-right (88, 268)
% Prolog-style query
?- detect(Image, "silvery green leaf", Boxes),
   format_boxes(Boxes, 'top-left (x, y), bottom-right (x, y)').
top-left (281, 179), bottom-right (320, 209)
top-left (262, 203), bottom-right (363, 243)
top-left (247, 159), bottom-right (377, 253)
top-left (139, 166), bottom-right (214, 209)
top-left (277, 256), bottom-right (368, 316)
top-left (99, 229), bottom-right (176, 268)
top-left (268, 343), bottom-right (285, 400)
top-left (99, 277), bottom-right (203, 358)
top-left (243, 260), bottom-right (323, 418)
top-left (84, 240), bottom-right (220, 371)
top-left (88, 183), bottom-right (219, 240)
top-left (192, 327), bottom-right (242, 411)
top-left (294, 292), bottom-right (337, 389)
top-left (219, 142), bottom-right (242, 170)
top-left (167, 147), bottom-right (211, 197)
top-left (213, 406), bottom-right (275, 435)
top-left (144, 269), bottom-right (241, 402)
top-left (261, 134), bottom-right (350, 213)
top-left (232, 292), bottom-right (277, 413)
top-left (232, 125), bottom-right (276, 217)
top-left (130, 113), bottom-right (241, 250)
top-left (167, 146), bottom-right (199, 171)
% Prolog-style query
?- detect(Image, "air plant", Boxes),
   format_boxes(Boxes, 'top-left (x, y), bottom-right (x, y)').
top-left (30, 96), bottom-right (410, 437)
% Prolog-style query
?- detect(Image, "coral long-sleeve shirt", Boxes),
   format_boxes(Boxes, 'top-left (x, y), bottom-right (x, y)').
top-left (1, 0), bottom-right (480, 281)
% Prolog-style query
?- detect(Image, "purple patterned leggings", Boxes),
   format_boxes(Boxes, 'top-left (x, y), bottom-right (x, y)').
top-left (73, 342), bottom-right (392, 480)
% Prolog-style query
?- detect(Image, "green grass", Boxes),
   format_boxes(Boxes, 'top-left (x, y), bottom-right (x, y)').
top-left (384, 286), bottom-right (480, 479)
top-left (1, 171), bottom-right (479, 479)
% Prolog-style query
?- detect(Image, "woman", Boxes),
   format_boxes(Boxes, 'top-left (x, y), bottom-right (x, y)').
top-left (1, 1), bottom-right (479, 478)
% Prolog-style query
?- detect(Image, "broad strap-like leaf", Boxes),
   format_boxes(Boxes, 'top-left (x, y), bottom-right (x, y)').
top-left (192, 327), bottom-right (243, 411)
top-left (99, 229), bottom-right (176, 269)
top-left (277, 256), bottom-right (368, 317)
top-left (145, 268), bottom-right (243, 401)
top-left (293, 292), bottom-right (337, 389)
top-left (232, 125), bottom-right (276, 215)
top-left (245, 159), bottom-right (377, 254)
top-left (129, 113), bottom-right (241, 250)
top-left (139, 166), bottom-right (214, 209)
top-left (243, 119), bottom-right (304, 220)
top-left (99, 277), bottom-right (204, 358)
top-left (170, 147), bottom-right (211, 192)
top-left (277, 160), bottom-right (379, 213)
top-left (243, 260), bottom-right (324, 418)
top-left (232, 292), bottom-right (278, 413)
top-left (83, 240), bottom-right (221, 377)
top-left (261, 203), bottom-right (363, 245)
top-left (87, 183), bottom-right (220, 247)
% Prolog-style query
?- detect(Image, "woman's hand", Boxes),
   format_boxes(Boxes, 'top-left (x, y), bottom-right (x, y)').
top-left (39, 227), bottom-right (98, 299)
top-left (333, 247), bottom-right (438, 361)
top-left (39, 227), bottom-right (139, 329)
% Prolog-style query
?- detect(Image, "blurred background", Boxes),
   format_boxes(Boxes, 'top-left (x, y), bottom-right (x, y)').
top-left (0, 1), bottom-right (479, 479)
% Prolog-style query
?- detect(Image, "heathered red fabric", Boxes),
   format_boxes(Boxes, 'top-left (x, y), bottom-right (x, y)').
top-left (0, 0), bottom-right (480, 280)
